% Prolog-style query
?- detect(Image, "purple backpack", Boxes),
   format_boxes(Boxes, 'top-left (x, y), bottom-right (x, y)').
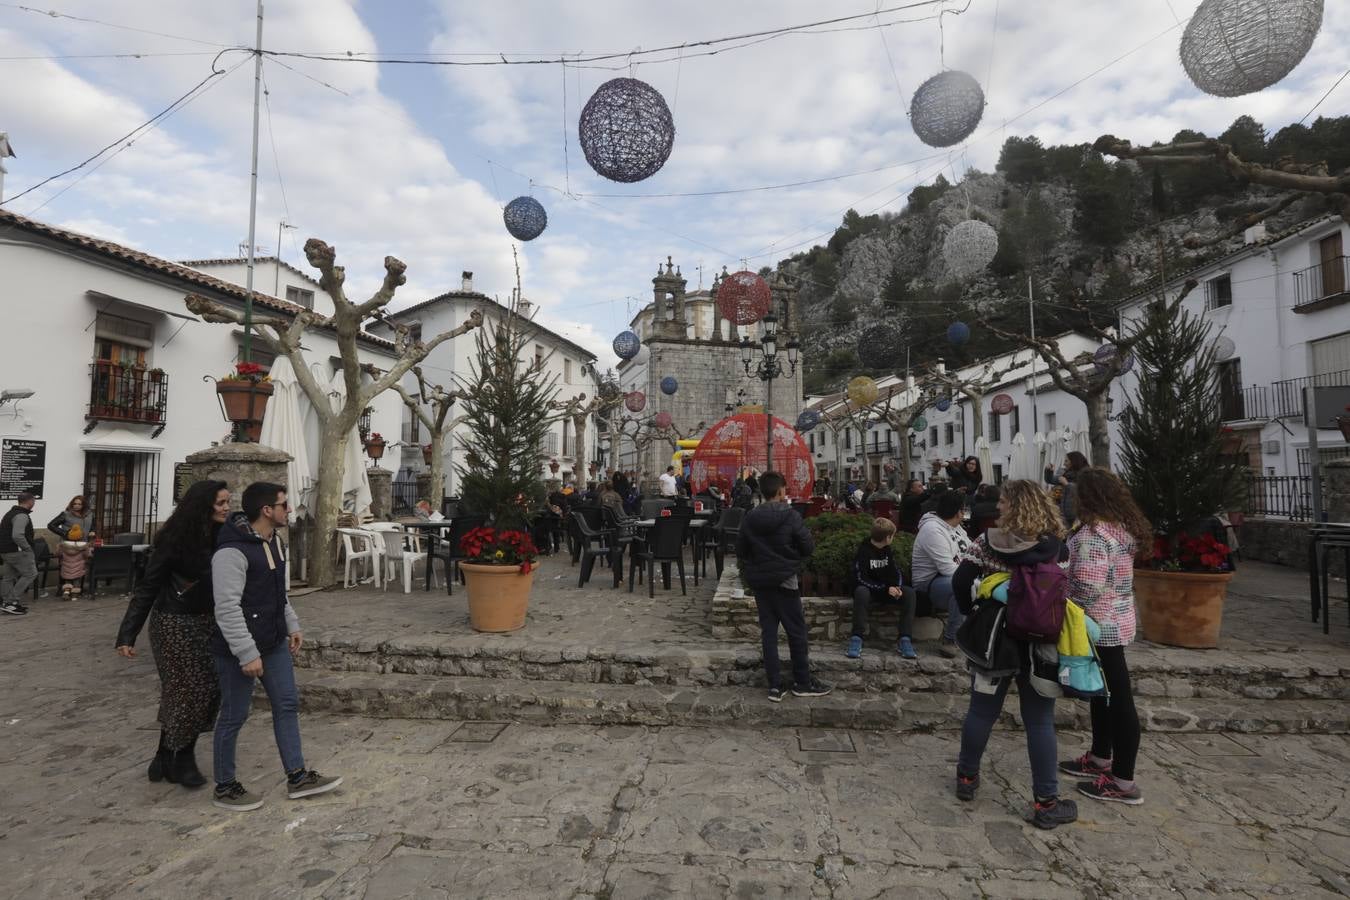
top-left (1005, 560), bottom-right (1069, 642)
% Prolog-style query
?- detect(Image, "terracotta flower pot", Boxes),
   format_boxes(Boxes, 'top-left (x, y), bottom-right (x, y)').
top-left (1337, 416), bottom-right (1350, 443)
top-left (217, 380), bottom-right (273, 435)
top-left (422, 447), bottom-right (433, 465)
top-left (460, 563), bottom-right (535, 632)
top-left (1133, 568), bottom-right (1233, 649)
top-left (366, 440), bottom-right (386, 460)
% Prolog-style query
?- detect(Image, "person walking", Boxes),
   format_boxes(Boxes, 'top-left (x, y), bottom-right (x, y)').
top-left (115, 480), bottom-right (231, 788)
top-left (950, 480), bottom-right (1076, 830)
top-left (911, 492), bottom-right (972, 657)
top-left (1058, 468), bottom-right (1151, 806)
top-left (846, 517), bottom-right (919, 660)
top-left (210, 482), bottom-right (341, 811)
top-left (1, 491), bottom-right (39, 615)
top-left (736, 471), bottom-right (831, 702)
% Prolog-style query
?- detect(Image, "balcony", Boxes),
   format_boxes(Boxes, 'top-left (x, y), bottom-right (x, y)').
top-left (1271, 369), bottom-right (1350, 419)
top-left (1293, 256), bottom-right (1349, 312)
top-left (86, 362), bottom-right (167, 430)
top-left (1219, 385), bottom-right (1268, 423)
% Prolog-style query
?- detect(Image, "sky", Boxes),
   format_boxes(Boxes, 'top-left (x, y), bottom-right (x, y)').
top-left (2, 0), bottom-right (1347, 369)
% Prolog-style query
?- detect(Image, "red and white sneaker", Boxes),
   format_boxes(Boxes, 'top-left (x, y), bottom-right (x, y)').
top-left (1058, 752), bottom-right (1111, 779)
top-left (1077, 774), bottom-right (1143, 805)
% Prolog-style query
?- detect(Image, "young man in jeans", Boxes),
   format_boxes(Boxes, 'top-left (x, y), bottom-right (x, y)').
top-left (736, 471), bottom-right (831, 702)
top-left (210, 482), bottom-right (341, 810)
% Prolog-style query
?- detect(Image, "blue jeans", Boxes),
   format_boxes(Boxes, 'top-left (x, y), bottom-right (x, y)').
top-left (212, 642), bottom-right (305, 786)
top-left (926, 575), bottom-right (964, 640)
top-left (957, 671), bottom-right (1059, 799)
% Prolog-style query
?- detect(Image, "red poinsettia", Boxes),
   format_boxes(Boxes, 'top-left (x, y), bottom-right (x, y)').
top-left (1150, 532), bottom-right (1232, 573)
top-left (460, 525), bottom-right (538, 572)
top-left (223, 361), bottom-right (270, 383)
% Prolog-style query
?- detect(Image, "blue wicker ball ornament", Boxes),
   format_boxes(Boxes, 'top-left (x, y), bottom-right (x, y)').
top-left (910, 70), bottom-right (985, 148)
top-left (502, 196), bottom-right (547, 241)
top-left (578, 77), bottom-right (676, 184)
top-left (796, 409), bottom-right (821, 432)
top-left (936, 397), bottom-right (952, 412)
top-left (660, 376), bottom-right (678, 395)
top-left (857, 324), bottom-right (905, 370)
top-left (612, 330), bottom-right (642, 360)
top-left (947, 322), bottom-right (971, 345)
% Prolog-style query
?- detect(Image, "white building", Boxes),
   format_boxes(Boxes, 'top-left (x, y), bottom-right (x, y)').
top-left (370, 272), bottom-right (599, 496)
top-left (179, 255), bottom-right (332, 316)
top-left (0, 210), bottom-right (403, 535)
top-left (1116, 215), bottom-right (1350, 514)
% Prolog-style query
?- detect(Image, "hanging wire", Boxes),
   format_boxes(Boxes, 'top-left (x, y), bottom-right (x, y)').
top-left (671, 43), bottom-right (685, 114)
top-left (260, 64), bottom-right (296, 254)
top-left (560, 54), bottom-right (571, 196)
top-left (875, 0), bottom-right (908, 107)
top-left (0, 1), bottom-right (234, 47)
top-left (983, 0), bottom-right (1000, 105)
top-left (1299, 67), bottom-right (1350, 125)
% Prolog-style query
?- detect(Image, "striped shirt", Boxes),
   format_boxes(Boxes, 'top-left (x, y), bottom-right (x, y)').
top-left (1068, 522), bottom-right (1138, 646)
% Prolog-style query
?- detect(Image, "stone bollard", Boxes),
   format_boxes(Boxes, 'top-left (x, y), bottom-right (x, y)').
top-left (415, 472), bottom-right (436, 507)
top-left (184, 443), bottom-right (291, 512)
top-left (367, 466), bottom-right (392, 520)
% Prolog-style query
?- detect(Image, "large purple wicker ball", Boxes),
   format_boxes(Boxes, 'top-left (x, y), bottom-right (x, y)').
top-left (578, 77), bottom-right (676, 183)
top-left (502, 195), bottom-right (547, 241)
top-left (612, 330), bottom-right (642, 360)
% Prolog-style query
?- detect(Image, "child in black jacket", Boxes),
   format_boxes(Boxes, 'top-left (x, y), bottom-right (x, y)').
top-left (847, 517), bottom-right (919, 660)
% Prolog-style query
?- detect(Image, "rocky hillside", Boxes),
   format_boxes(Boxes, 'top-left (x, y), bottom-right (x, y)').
top-left (779, 115), bottom-right (1350, 394)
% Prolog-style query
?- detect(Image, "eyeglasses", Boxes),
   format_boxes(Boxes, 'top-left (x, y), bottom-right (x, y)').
top-left (266, 501), bottom-right (290, 511)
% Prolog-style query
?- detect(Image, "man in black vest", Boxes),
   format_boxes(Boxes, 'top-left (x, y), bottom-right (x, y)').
top-left (210, 482), bottom-right (341, 811)
top-left (1, 491), bottom-right (38, 615)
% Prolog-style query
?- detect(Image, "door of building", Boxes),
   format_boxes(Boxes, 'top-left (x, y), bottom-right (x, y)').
top-left (84, 452), bottom-right (135, 536)
top-left (1320, 233), bottom-right (1345, 298)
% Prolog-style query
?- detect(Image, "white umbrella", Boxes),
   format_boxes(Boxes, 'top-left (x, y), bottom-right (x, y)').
top-left (258, 356), bottom-right (313, 520)
top-left (327, 369), bottom-right (372, 521)
top-left (975, 435), bottom-right (993, 483)
top-left (1070, 422), bottom-right (1092, 460)
top-left (1042, 427), bottom-right (1068, 475)
top-left (1008, 432), bottom-right (1038, 481)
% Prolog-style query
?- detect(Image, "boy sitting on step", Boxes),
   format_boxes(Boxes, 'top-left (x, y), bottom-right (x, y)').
top-left (847, 517), bottom-right (919, 660)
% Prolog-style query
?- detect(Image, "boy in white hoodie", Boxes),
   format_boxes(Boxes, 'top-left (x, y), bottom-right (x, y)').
top-left (910, 492), bottom-right (972, 654)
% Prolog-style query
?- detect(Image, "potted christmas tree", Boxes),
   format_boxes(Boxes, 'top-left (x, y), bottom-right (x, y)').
top-left (1119, 298), bottom-right (1243, 648)
top-left (453, 267), bottom-right (559, 632)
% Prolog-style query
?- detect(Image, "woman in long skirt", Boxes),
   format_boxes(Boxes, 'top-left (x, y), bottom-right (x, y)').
top-left (115, 480), bottom-right (230, 788)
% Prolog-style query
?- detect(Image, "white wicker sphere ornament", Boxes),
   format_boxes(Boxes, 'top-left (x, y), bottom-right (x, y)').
top-left (910, 70), bottom-right (985, 148)
top-left (1180, 0), bottom-right (1324, 98)
top-left (502, 195), bottom-right (547, 241)
top-left (578, 77), bottom-right (676, 183)
top-left (943, 219), bottom-right (999, 279)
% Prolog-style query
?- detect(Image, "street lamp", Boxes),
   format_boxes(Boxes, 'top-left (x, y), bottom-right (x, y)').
top-left (740, 313), bottom-right (799, 472)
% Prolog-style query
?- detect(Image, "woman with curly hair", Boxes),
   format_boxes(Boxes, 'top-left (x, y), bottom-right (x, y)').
top-left (950, 479), bottom-right (1075, 829)
top-left (115, 480), bottom-right (231, 789)
top-left (1058, 467), bottom-right (1153, 806)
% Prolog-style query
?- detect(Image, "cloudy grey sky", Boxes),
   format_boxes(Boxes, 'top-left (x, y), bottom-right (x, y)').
top-left (2, 1), bottom-right (1346, 365)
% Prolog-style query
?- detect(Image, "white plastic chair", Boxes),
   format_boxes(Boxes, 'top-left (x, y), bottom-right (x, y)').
top-left (371, 525), bottom-right (428, 594)
top-left (337, 528), bottom-right (381, 588)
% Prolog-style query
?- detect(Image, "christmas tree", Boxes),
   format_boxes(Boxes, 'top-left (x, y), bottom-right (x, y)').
top-left (1118, 296), bottom-right (1243, 564)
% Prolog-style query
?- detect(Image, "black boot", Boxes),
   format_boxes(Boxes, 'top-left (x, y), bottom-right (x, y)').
top-left (164, 737), bottom-right (207, 789)
top-left (147, 733), bottom-right (169, 783)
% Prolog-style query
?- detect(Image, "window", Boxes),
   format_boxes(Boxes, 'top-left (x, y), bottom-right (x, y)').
top-left (233, 344), bottom-right (276, 371)
top-left (1044, 411), bottom-right (1057, 433)
top-left (564, 359), bottom-right (573, 383)
top-left (409, 324), bottom-right (423, 344)
top-left (285, 286), bottom-right (315, 308)
top-left (1205, 274), bottom-right (1232, 310)
top-left (809, 433), bottom-right (815, 452)
top-left (562, 420), bottom-right (571, 456)
top-left (845, 429), bottom-right (852, 450)
top-left (409, 410), bottom-right (420, 443)
top-left (535, 344), bottom-right (545, 366)
top-left (1011, 405), bottom-right (1021, 435)
top-left (1319, 233), bottom-right (1346, 298)
top-left (1310, 332), bottom-right (1350, 377)
top-left (540, 432), bottom-right (558, 455)
top-left (993, 464), bottom-right (1004, 484)
top-left (988, 410), bottom-right (1002, 442)
top-left (944, 423), bottom-right (954, 445)
top-left (929, 426), bottom-right (938, 447)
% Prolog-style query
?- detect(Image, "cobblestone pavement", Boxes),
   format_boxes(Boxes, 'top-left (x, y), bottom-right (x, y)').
top-left (2, 562), bottom-right (1348, 898)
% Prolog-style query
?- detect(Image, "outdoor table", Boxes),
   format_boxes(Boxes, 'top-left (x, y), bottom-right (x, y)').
top-left (403, 520), bottom-right (455, 592)
top-left (1308, 522), bottom-right (1350, 633)
top-left (631, 518), bottom-right (708, 585)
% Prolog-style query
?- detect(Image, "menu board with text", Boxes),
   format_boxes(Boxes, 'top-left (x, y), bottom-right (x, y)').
top-left (0, 439), bottom-right (45, 500)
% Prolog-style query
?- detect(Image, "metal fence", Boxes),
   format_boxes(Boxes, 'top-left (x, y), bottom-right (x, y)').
top-left (1244, 474), bottom-right (1314, 521)
top-left (391, 474), bottom-right (419, 515)
top-left (1271, 368), bottom-right (1350, 419)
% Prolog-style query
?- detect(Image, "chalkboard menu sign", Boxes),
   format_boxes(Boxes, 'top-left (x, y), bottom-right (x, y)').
top-left (173, 463), bottom-right (194, 503)
top-left (0, 439), bottom-right (46, 499)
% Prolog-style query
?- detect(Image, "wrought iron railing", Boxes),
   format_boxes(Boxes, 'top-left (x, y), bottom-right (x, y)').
top-left (1271, 369), bottom-right (1350, 418)
top-left (1219, 385), bottom-right (1268, 422)
top-left (87, 362), bottom-right (168, 425)
top-left (1244, 474), bottom-right (1314, 521)
top-left (1293, 256), bottom-right (1349, 309)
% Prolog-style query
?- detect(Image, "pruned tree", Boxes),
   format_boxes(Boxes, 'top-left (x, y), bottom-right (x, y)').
top-left (924, 358), bottom-right (1016, 447)
top-left (653, 419), bottom-right (707, 451)
top-left (1094, 133), bottom-right (1350, 246)
top-left (390, 367), bottom-right (462, 501)
top-left (551, 387), bottom-right (625, 490)
top-left (870, 381), bottom-right (940, 486)
top-left (980, 278), bottom-right (1199, 467)
top-left (185, 238), bottom-right (482, 588)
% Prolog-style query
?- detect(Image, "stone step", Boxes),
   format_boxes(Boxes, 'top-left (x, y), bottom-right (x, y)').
top-left (296, 635), bottom-right (1350, 701)
top-left (280, 669), bottom-right (1350, 734)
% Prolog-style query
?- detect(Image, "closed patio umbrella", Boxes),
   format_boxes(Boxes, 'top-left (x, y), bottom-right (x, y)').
top-left (975, 436), bottom-right (993, 484)
top-left (327, 369), bottom-right (372, 521)
top-left (1008, 432), bottom-right (1038, 481)
top-left (258, 356), bottom-right (313, 519)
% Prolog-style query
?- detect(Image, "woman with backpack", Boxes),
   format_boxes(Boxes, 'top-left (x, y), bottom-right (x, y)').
top-left (949, 479), bottom-right (1075, 829)
top-left (1058, 467), bottom-right (1152, 806)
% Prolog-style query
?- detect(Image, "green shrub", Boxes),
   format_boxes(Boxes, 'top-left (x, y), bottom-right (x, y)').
top-left (805, 515), bottom-right (915, 584)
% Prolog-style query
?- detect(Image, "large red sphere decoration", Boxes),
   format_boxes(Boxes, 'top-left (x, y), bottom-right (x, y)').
top-left (688, 414), bottom-right (815, 499)
top-left (715, 270), bottom-right (772, 325)
top-left (625, 391), bottom-right (647, 413)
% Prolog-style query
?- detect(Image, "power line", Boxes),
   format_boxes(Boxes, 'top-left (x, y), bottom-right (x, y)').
top-left (0, 1), bottom-right (233, 47)
top-left (1299, 66), bottom-right (1350, 125)
top-left (261, 63), bottom-right (292, 226)
top-left (0, 50), bottom-right (224, 60)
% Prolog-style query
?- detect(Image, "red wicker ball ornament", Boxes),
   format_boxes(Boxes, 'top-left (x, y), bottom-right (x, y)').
top-left (654, 411), bottom-right (673, 429)
top-left (625, 391), bottom-right (647, 413)
top-left (715, 270), bottom-right (772, 325)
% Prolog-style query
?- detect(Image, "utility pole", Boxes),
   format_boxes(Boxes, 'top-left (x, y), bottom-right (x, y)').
top-left (242, 0), bottom-right (264, 363)
top-left (274, 219), bottom-right (296, 296)
top-left (1028, 273), bottom-right (1039, 432)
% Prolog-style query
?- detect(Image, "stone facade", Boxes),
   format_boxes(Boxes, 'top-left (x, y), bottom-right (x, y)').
top-left (183, 442), bottom-right (291, 511)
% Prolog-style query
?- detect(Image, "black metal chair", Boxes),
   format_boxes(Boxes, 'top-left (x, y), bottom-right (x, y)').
top-left (628, 516), bottom-right (691, 598)
top-left (573, 511), bottom-right (615, 587)
top-left (112, 532), bottom-right (145, 545)
top-left (85, 544), bottom-right (135, 599)
top-left (713, 507), bottom-right (746, 579)
top-left (600, 507), bottom-right (638, 587)
top-left (433, 515), bottom-right (485, 596)
top-left (568, 504), bottom-right (603, 564)
top-left (693, 507), bottom-right (722, 580)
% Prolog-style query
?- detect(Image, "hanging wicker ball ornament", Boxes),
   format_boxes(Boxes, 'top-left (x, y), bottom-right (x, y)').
top-left (847, 376), bottom-right (879, 407)
top-left (624, 391), bottom-right (647, 413)
top-left (715, 270), bottom-right (772, 325)
top-left (660, 376), bottom-right (678, 395)
top-left (654, 411), bottom-right (673, 429)
top-left (613, 330), bottom-right (642, 360)
top-left (991, 393), bottom-right (1015, 415)
top-left (912, 415), bottom-right (928, 432)
top-left (947, 321), bottom-right (971, 345)
top-left (857, 324), bottom-right (905, 370)
top-left (910, 70), bottom-right (985, 148)
top-left (1180, 0), bottom-right (1324, 97)
top-left (936, 397), bottom-right (953, 412)
top-left (796, 409), bottom-right (821, 432)
top-left (502, 196), bottom-right (547, 241)
top-left (578, 77), bottom-right (676, 183)
top-left (943, 220), bottom-right (999, 279)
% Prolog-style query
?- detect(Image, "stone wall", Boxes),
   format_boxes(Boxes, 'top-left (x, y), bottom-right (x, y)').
top-left (184, 442), bottom-right (291, 512)
top-left (1238, 517), bottom-right (1345, 579)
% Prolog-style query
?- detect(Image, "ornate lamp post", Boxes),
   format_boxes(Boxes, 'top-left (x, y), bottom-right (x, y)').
top-left (740, 313), bottom-right (799, 472)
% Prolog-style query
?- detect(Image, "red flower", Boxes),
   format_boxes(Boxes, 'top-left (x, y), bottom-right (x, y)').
top-left (520, 561), bottom-right (532, 574)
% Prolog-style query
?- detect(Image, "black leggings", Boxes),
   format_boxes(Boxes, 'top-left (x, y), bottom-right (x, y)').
top-left (1089, 645), bottom-right (1140, 781)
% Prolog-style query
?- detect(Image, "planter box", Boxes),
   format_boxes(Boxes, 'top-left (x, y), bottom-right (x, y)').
top-left (461, 563), bottom-right (534, 632)
top-left (1134, 568), bottom-right (1233, 649)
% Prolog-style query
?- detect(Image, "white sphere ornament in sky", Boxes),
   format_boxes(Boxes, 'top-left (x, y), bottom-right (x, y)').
top-left (1180, 0), bottom-right (1324, 97)
top-left (910, 70), bottom-right (985, 148)
top-left (943, 220), bottom-right (999, 279)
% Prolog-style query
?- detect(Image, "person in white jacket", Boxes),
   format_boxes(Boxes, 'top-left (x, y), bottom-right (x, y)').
top-left (910, 493), bottom-right (971, 654)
